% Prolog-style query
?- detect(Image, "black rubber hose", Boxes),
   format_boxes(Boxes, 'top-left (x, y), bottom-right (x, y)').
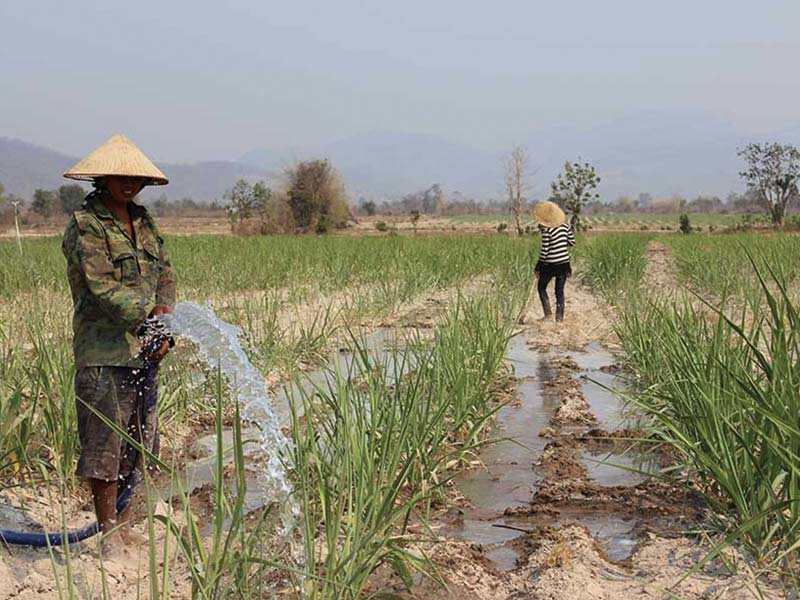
top-left (0, 470), bottom-right (137, 547)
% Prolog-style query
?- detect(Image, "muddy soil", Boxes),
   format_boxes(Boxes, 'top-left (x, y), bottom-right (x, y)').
top-left (1, 270), bottom-right (789, 599)
top-left (409, 278), bottom-right (787, 599)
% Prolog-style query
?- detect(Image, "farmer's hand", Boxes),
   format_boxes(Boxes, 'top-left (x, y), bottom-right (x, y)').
top-left (148, 305), bottom-right (174, 362)
top-left (149, 340), bottom-right (171, 362)
top-left (150, 305), bottom-right (174, 318)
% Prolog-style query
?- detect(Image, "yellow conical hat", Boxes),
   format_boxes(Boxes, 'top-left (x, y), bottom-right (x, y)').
top-left (533, 200), bottom-right (566, 228)
top-left (63, 134), bottom-right (168, 185)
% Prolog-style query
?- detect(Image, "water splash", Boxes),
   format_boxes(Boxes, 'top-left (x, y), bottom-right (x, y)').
top-left (162, 301), bottom-right (298, 536)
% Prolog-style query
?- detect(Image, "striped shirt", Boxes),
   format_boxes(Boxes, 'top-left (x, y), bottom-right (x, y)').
top-left (539, 223), bottom-right (576, 264)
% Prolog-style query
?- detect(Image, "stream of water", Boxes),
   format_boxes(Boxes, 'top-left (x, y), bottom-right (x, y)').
top-left (163, 301), bottom-right (299, 535)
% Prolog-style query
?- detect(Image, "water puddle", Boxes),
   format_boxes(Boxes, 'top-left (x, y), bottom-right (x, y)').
top-left (447, 517), bottom-right (534, 573)
top-left (165, 307), bottom-right (651, 573)
top-left (580, 450), bottom-right (657, 487)
top-left (452, 336), bottom-right (652, 571)
top-left (454, 336), bottom-right (556, 515)
top-left (169, 313), bottom-right (410, 514)
top-left (573, 512), bottom-right (638, 562)
top-left (271, 327), bottom-right (408, 426)
top-left (484, 545), bottom-right (520, 571)
top-left (567, 343), bottom-right (630, 429)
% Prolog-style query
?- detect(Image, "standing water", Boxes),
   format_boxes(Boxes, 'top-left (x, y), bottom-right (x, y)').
top-left (162, 301), bottom-right (298, 537)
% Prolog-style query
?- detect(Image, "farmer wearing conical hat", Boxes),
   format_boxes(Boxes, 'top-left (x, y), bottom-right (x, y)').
top-left (530, 201), bottom-right (576, 322)
top-left (61, 134), bottom-right (176, 549)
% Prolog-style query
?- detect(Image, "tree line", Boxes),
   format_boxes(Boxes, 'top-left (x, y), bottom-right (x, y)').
top-left (1, 142), bottom-right (797, 232)
top-left (0, 183), bottom-right (87, 226)
top-left (502, 141), bottom-right (800, 230)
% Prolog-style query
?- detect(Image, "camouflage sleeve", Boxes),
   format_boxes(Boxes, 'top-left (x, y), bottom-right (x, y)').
top-left (67, 216), bottom-right (154, 331)
top-left (155, 233), bottom-right (177, 307)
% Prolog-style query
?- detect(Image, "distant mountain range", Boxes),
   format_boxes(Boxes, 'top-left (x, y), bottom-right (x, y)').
top-left (0, 137), bottom-right (268, 202)
top-left (3, 111), bottom-right (798, 203)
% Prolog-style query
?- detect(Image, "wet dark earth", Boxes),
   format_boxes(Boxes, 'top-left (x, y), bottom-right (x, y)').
top-left (446, 335), bottom-right (701, 572)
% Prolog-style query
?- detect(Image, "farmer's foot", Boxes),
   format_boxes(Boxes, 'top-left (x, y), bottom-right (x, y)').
top-left (119, 525), bottom-right (147, 546)
top-left (97, 530), bottom-right (129, 559)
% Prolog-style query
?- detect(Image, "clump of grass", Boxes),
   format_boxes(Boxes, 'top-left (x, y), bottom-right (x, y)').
top-left (575, 233), bottom-right (650, 297)
top-left (290, 292), bottom-right (520, 598)
top-left (668, 233), bottom-right (800, 300)
top-left (616, 256), bottom-right (800, 579)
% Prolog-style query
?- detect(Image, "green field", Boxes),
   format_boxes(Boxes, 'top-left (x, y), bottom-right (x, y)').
top-left (581, 232), bottom-right (800, 579)
top-left (1, 230), bottom-right (798, 596)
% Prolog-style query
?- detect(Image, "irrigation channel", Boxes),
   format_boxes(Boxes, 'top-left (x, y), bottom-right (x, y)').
top-left (173, 305), bottom-right (677, 577)
top-left (449, 336), bottom-right (661, 571)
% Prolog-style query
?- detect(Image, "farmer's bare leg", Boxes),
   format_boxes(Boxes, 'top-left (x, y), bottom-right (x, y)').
top-left (91, 478), bottom-right (120, 538)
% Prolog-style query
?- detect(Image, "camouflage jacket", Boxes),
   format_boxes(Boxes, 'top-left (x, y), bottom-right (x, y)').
top-left (62, 191), bottom-right (177, 368)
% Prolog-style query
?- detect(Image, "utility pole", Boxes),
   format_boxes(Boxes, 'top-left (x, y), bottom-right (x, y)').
top-left (12, 200), bottom-right (22, 255)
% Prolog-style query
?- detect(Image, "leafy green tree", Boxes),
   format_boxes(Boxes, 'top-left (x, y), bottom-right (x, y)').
top-left (224, 179), bottom-right (294, 234)
top-left (679, 213), bottom-right (692, 234)
top-left (58, 184), bottom-right (86, 214)
top-left (361, 200), bottom-right (377, 216)
top-left (252, 181), bottom-right (271, 219)
top-left (31, 189), bottom-right (57, 218)
top-left (285, 159), bottom-right (349, 232)
top-left (549, 160), bottom-right (601, 230)
top-left (225, 179), bottom-right (257, 222)
top-left (738, 142), bottom-right (800, 227)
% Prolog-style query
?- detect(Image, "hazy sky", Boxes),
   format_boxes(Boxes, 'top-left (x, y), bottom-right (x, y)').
top-left (2, 1), bottom-right (799, 162)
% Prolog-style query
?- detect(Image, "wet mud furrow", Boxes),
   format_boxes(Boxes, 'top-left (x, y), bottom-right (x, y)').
top-left (433, 275), bottom-right (787, 599)
top-left (448, 336), bottom-right (692, 571)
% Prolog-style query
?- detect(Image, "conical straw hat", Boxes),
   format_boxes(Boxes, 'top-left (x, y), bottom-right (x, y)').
top-left (533, 201), bottom-right (566, 228)
top-left (63, 134), bottom-right (168, 185)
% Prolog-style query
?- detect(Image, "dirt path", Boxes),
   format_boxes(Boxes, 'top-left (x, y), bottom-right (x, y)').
top-left (518, 278), bottom-right (619, 351)
top-left (643, 240), bottom-right (681, 295)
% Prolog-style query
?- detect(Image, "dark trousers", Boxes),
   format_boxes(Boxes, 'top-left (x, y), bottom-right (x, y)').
top-left (537, 272), bottom-right (567, 320)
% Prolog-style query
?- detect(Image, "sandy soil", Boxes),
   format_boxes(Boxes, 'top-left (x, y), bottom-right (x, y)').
top-left (643, 240), bottom-right (681, 295)
top-left (518, 277), bottom-right (618, 351)
top-left (522, 526), bottom-right (784, 600)
top-left (2, 215), bottom-right (689, 241)
top-left (1, 248), bottom-right (790, 599)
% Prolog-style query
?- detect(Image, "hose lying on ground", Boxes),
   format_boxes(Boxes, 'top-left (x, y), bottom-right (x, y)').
top-left (0, 318), bottom-right (171, 547)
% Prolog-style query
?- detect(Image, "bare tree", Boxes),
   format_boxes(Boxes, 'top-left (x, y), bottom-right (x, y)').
top-left (738, 142), bottom-right (800, 227)
top-left (504, 146), bottom-right (530, 236)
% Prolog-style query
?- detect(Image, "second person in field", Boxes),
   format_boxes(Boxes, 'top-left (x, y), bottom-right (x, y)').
top-left (533, 201), bottom-right (576, 322)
